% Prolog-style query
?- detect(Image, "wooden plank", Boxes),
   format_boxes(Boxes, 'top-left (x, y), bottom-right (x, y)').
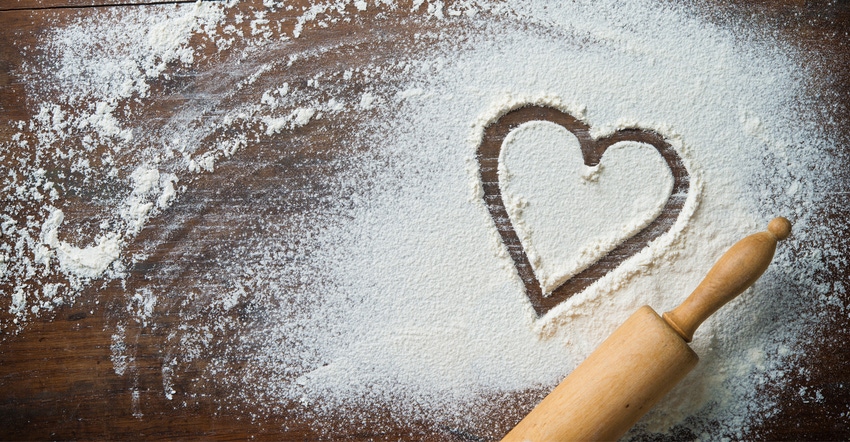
top-left (0, 0), bottom-right (209, 12)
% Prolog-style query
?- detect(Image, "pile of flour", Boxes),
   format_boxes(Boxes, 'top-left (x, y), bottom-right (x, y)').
top-left (1, 0), bottom-right (841, 439)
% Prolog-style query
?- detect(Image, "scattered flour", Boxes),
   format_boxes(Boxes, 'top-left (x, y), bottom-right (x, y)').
top-left (0, 0), bottom-right (843, 439)
top-left (39, 208), bottom-right (122, 279)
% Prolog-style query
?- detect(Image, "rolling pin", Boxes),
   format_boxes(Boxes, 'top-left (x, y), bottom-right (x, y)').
top-left (502, 217), bottom-right (792, 441)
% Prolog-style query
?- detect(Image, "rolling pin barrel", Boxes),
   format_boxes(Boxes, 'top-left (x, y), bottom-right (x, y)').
top-left (502, 305), bottom-right (697, 441)
top-left (502, 217), bottom-right (791, 441)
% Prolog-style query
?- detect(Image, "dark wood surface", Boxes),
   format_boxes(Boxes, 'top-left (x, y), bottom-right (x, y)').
top-left (0, 0), bottom-right (205, 12)
top-left (1, 1), bottom-right (849, 440)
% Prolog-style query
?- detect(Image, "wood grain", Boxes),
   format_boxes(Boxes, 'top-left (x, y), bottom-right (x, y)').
top-left (1, 1), bottom-right (849, 440)
top-left (0, 0), bottom-right (206, 12)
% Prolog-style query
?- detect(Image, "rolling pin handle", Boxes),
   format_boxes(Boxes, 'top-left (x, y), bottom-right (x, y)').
top-left (767, 216), bottom-right (792, 241)
top-left (663, 217), bottom-right (791, 342)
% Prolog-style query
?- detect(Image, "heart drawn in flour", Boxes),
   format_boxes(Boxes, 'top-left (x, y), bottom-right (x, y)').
top-left (477, 106), bottom-right (689, 317)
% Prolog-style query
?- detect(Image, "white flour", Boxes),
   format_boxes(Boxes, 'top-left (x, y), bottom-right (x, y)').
top-left (0, 0), bottom-right (842, 439)
top-left (499, 121), bottom-right (674, 294)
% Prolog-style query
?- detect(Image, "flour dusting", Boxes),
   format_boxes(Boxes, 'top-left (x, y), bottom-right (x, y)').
top-left (0, 0), bottom-right (843, 439)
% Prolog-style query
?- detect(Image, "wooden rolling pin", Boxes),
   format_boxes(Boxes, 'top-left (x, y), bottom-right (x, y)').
top-left (502, 217), bottom-right (792, 442)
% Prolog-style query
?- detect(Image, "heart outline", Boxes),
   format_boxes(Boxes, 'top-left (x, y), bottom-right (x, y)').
top-left (477, 106), bottom-right (690, 317)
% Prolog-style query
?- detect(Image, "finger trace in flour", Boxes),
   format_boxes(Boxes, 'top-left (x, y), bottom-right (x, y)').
top-left (476, 104), bottom-right (690, 317)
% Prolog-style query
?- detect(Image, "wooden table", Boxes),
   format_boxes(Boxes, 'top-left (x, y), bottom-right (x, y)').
top-left (1, 1), bottom-right (848, 439)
